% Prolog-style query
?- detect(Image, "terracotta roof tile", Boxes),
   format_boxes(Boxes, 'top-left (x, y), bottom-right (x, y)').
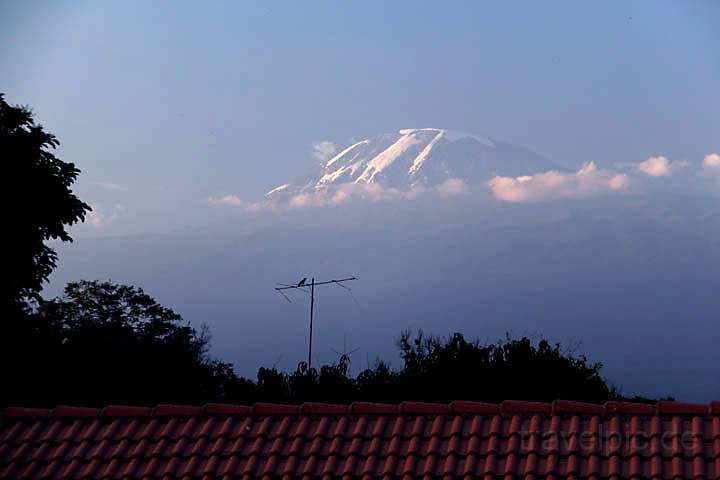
top-left (301, 403), bottom-right (347, 416)
top-left (349, 402), bottom-right (399, 415)
top-left (451, 401), bottom-right (500, 415)
top-left (52, 406), bottom-right (99, 418)
top-left (657, 401), bottom-right (708, 416)
top-left (2, 407), bottom-right (50, 419)
top-left (102, 405), bottom-right (153, 417)
top-left (604, 400), bottom-right (656, 416)
top-left (203, 403), bottom-right (251, 416)
top-left (154, 405), bottom-right (204, 417)
top-left (402, 402), bottom-right (450, 415)
top-left (4, 400), bottom-right (720, 479)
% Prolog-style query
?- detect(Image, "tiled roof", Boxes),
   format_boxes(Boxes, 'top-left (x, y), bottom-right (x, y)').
top-left (2, 400), bottom-right (720, 479)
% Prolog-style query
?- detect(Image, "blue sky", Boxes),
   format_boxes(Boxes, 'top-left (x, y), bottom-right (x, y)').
top-left (2, 1), bottom-right (718, 216)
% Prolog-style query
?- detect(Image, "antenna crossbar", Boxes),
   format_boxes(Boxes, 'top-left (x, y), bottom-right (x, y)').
top-left (273, 276), bottom-right (358, 368)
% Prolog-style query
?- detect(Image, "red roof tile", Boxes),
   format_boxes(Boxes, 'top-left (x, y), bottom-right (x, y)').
top-left (2, 400), bottom-right (720, 479)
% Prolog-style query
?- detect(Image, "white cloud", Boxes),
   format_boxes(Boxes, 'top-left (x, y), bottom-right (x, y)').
top-left (703, 153), bottom-right (720, 170)
top-left (276, 178), bottom-right (471, 210)
top-left (209, 194), bottom-right (243, 207)
top-left (84, 204), bottom-right (122, 227)
top-left (608, 174), bottom-right (631, 190)
top-left (489, 162), bottom-right (630, 203)
top-left (289, 193), bottom-right (323, 209)
top-left (288, 183), bottom-right (411, 209)
top-left (312, 141), bottom-right (338, 163)
top-left (638, 156), bottom-right (670, 177)
top-left (86, 210), bottom-right (105, 226)
top-left (637, 156), bottom-right (688, 177)
top-left (435, 178), bottom-right (467, 196)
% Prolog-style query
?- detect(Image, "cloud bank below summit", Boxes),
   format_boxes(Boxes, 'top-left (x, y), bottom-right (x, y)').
top-left (210, 152), bottom-right (719, 211)
top-left (489, 162), bottom-right (630, 203)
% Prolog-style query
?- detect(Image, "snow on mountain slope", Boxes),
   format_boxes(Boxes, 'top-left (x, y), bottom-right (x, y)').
top-left (267, 128), bottom-right (558, 197)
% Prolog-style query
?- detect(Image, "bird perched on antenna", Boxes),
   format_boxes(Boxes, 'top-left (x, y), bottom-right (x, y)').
top-left (297, 277), bottom-right (307, 287)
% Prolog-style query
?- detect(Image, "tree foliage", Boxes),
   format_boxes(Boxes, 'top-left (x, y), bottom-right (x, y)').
top-left (240, 331), bottom-right (614, 405)
top-left (1, 93), bottom-right (90, 313)
top-left (2, 281), bottom-right (240, 407)
top-left (391, 331), bottom-right (613, 403)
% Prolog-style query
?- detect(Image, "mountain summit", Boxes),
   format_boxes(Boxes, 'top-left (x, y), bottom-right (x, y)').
top-left (267, 128), bottom-right (557, 197)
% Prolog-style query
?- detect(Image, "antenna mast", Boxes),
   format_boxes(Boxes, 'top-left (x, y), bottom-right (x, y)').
top-left (275, 276), bottom-right (357, 368)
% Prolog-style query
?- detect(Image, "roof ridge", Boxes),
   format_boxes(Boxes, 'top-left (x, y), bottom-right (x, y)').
top-left (3, 400), bottom-right (718, 419)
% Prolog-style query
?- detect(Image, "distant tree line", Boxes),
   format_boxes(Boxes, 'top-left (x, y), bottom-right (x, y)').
top-left (4, 280), bottom-right (622, 407)
top-left (0, 93), bottom-right (658, 407)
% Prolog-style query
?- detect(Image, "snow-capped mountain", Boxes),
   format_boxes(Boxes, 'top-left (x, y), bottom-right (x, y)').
top-left (267, 128), bottom-right (558, 197)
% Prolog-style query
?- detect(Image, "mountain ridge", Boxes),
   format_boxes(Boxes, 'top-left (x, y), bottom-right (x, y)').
top-left (267, 128), bottom-right (559, 197)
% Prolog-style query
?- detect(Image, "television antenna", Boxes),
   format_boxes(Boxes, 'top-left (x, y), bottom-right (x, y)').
top-left (275, 276), bottom-right (357, 368)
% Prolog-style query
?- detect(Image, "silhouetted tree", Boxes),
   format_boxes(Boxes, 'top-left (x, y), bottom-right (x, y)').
top-left (390, 331), bottom-right (613, 403)
top-left (4, 285), bottom-right (635, 407)
top-left (2, 280), bottom-right (241, 407)
top-left (288, 357), bottom-right (356, 404)
top-left (1, 93), bottom-right (90, 315)
top-left (214, 331), bottom-right (619, 405)
top-left (355, 360), bottom-right (398, 402)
